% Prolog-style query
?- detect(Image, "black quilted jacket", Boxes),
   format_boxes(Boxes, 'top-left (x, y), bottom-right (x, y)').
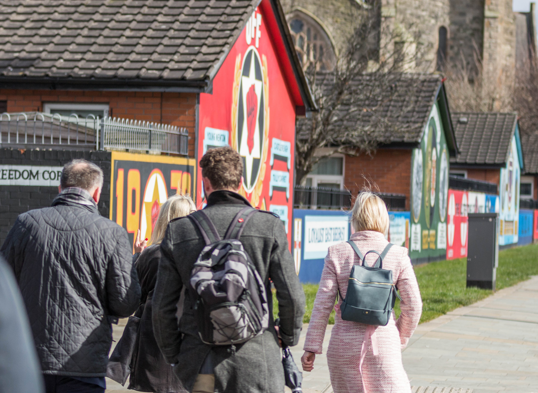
top-left (0, 188), bottom-right (141, 377)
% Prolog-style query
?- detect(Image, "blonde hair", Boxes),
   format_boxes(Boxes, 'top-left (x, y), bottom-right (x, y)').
top-left (150, 194), bottom-right (196, 244)
top-left (351, 192), bottom-right (389, 235)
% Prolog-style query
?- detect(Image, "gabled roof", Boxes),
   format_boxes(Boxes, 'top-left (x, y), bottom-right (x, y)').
top-left (298, 73), bottom-right (457, 154)
top-left (0, 0), bottom-right (315, 110)
top-left (450, 112), bottom-right (518, 167)
top-left (521, 132), bottom-right (538, 174)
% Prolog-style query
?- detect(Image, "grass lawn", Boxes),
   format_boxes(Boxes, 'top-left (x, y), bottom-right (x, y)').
top-left (273, 243), bottom-right (538, 325)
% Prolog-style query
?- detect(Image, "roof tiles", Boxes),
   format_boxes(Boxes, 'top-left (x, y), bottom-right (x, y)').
top-left (0, 0), bottom-right (258, 83)
top-left (450, 112), bottom-right (517, 166)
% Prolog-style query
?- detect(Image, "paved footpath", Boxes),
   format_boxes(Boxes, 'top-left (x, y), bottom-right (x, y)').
top-left (106, 276), bottom-right (538, 393)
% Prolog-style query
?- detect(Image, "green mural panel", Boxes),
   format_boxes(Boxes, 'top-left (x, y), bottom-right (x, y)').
top-left (409, 102), bottom-right (449, 262)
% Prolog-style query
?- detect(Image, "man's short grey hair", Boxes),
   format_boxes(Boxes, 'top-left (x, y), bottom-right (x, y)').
top-left (61, 159), bottom-right (104, 191)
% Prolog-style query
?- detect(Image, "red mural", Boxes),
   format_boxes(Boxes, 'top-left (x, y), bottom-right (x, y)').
top-left (534, 210), bottom-right (538, 241)
top-left (197, 2), bottom-right (297, 243)
top-left (447, 189), bottom-right (469, 260)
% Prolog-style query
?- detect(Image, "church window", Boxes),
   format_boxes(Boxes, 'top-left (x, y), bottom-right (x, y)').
top-left (288, 14), bottom-right (335, 71)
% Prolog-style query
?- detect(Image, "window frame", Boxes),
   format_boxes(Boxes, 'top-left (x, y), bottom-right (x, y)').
top-left (43, 103), bottom-right (110, 118)
top-left (304, 153), bottom-right (345, 190)
top-left (449, 169), bottom-right (467, 179)
top-left (520, 175), bottom-right (534, 200)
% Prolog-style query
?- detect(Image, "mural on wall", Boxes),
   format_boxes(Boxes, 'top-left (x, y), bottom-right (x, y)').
top-left (468, 192), bottom-right (486, 213)
top-left (499, 135), bottom-right (521, 246)
top-left (485, 194), bottom-right (499, 214)
top-left (109, 152), bottom-right (196, 250)
top-left (386, 212), bottom-right (410, 248)
top-left (197, 7), bottom-right (296, 243)
top-left (518, 209), bottom-right (533, 246)
top-left (446, 189), bottom-right (468, 260)
top-left (410, 102), bottom-right (449, 261)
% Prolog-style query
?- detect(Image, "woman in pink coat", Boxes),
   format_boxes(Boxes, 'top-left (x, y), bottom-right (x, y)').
top-left (301, 192), bottom-right (422, 393)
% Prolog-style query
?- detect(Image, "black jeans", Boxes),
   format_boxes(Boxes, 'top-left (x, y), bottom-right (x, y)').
top-left (43, 375), bottom-right (105, 393)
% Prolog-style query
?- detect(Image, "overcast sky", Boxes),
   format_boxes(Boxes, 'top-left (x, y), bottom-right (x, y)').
top-left (514, 0), bottom-right (534, 11)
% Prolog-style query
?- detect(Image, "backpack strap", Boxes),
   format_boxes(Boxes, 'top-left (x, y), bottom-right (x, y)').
top-left (347, 240), bottom-right (365, 262)
top-left (347, 241), bottom-right (393, 268)
top-left (224, 207), bottom-right (257, 240)
top-left (188, 210), bottom-right (221, 245)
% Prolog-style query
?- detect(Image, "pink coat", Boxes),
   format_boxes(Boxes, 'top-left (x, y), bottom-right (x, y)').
top-left (303, 231), bottom-right (422, 393)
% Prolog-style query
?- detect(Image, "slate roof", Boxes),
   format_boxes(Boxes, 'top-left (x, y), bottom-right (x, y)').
top-left (297, 72), bottom-right (457, 153)
top-left (0, 0), bottom-right (257, 88)
top-left (521, 133), bottom-right (538, 174)
top-left (450, 112), bottom-right (517, 166)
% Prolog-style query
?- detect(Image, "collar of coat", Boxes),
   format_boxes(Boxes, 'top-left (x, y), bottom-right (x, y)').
top-left (206, 190), bottom-right (252, 208)
top-left (51, 187), bottom-right (99, 214)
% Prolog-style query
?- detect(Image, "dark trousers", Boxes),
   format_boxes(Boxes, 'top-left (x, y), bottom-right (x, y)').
top-left (43, 375), bottom-right (105, 393)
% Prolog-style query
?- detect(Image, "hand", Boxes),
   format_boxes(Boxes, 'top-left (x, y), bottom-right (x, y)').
top-left (134, 229), bottom-right (148, 254)
top-left (301, 351), bottom-right (316, 372)
top-left (274, 325), bottom-right (283, 348)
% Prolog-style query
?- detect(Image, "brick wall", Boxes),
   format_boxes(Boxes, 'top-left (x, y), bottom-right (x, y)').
top-left (344, 149), bottom-right (412, 209)
top-left (0, 89), bottom-right (197, 157)
top-left (466, 168), bottom-right (501, 186)
top-left (0, 148), bottom-right (111, 245)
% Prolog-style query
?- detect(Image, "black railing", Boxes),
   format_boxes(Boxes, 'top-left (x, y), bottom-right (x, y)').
top-left (519, 199), bottom-right (538, 209)
top-left (294, 186), bottom-right (352, 210)
top-left (449, 175), bottom-right (498, 194)
top-left (293, 186), bottom-right (406, 211)
top-left (376, 193), bottom-right (407, 211)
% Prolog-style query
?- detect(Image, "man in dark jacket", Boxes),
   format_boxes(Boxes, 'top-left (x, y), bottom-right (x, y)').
top-left (1, 159), bottom-right (141, 393)
top-left (152, 147), bottom-right (305, 393)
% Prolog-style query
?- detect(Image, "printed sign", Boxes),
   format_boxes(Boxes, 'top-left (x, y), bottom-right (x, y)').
top-left (387, 211), bottom-right (410, 248)
top-left (270, 138), bottom-right (291, 169)
top-left (269, 170), bottom-right (290, 200)
top-left (197, 5), bottom-right (296, 244)
top-left (0, 165), bottom-right (63, 186)
top-left (110, 152), bottom-right (196, 250)
top-left (269, 204), bottom-right (289, 233)
top-left (303, 215), bottom-right (349, 260)
top-left (203, 128), bottom-right (229, 153)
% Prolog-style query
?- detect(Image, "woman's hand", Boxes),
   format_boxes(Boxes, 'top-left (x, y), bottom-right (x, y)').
top-left (134, 229), bottom-right (148, 254)
top-left (301, 351), bottom-right (316, 372)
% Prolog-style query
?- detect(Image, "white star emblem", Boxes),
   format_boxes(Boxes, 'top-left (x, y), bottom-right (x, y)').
top-left (239, 52), bottom-right (263, 190)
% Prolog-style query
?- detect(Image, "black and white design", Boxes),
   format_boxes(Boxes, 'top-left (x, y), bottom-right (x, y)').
top-left (236, 47), bottom-right (265, 193)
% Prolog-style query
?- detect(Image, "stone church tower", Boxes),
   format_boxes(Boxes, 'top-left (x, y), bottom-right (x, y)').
top-left (280, 0), bottom-right (516, 110)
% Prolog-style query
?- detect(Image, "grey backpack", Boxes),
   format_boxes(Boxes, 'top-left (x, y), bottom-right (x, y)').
top-left (188, 207), bottom-right (269, 349)
top-left (339, 241), bottom-right (400, 326)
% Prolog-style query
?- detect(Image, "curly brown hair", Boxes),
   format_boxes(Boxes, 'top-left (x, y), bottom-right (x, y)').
top-left (199, 146), bottom-right (243, 190)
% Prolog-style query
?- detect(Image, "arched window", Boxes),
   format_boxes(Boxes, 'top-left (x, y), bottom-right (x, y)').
top-left (436, 26), bottom-right (448, 71)
top-left (288, 14), bottom-right (336, 71)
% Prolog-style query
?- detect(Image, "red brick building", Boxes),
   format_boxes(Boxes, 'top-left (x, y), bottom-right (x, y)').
top-left (0, 0), bottom-right (316, 246)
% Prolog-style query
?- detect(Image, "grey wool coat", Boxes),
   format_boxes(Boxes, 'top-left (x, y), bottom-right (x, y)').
top-left (152, 190), bottom-right (306, 393)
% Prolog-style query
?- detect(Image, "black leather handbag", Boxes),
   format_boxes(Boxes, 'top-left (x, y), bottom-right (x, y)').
top-left (339, 241), bottom-right (400, 326)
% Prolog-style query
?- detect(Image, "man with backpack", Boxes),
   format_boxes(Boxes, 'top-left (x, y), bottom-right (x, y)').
top-left (152, 146), bottom-right (305, 393)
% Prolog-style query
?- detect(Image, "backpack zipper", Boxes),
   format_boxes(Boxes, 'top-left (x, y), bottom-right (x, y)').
top-left (349, 278), bottom-right (394, 286)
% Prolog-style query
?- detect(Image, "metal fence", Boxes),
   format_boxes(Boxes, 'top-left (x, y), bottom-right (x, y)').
top-left (376, 192), bottom-right (407, 211)
top-left (449, 175), bottom-right (498, 194)
top-left (294, 186), bottom-right (352, 210)
top-left (0, 112), bottom-right (189, 155)
top-left (293, 186), bottom-right (407, 211)
top-left (519, 199), bottom-right (538, 210)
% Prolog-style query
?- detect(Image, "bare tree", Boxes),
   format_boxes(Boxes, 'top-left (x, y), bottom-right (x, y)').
top-left (294, 3), bottom-right (428, 185)
top-left (444, 46), bottom-right (513, 114)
